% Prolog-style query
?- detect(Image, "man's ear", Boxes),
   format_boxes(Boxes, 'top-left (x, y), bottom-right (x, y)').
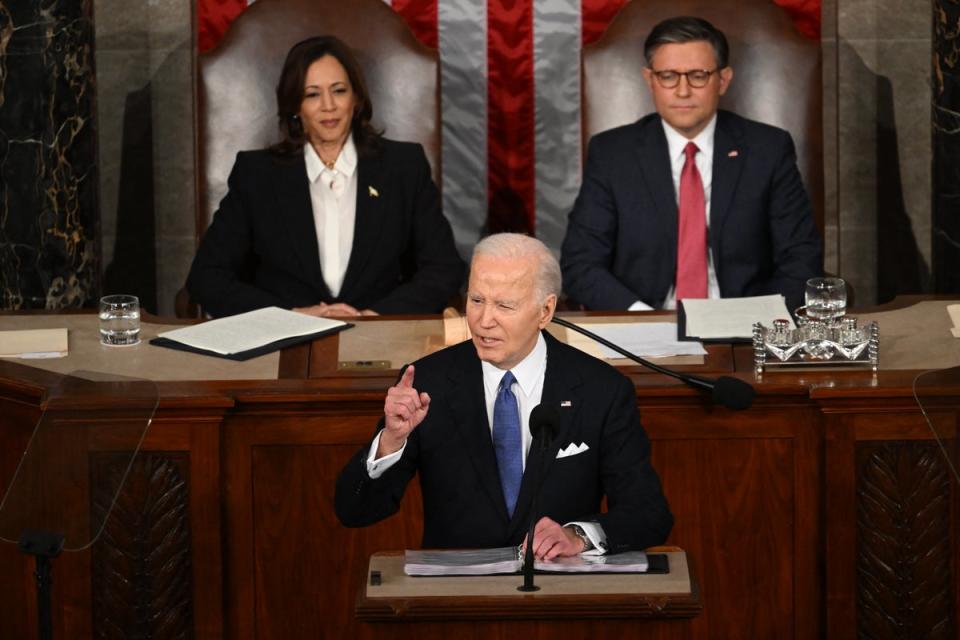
top-left (642, 67), bottom-right (655, 90)
top-left (718, 66), bottom-right (734, 96)
top-left (539, 294), bottom-right (558, 328)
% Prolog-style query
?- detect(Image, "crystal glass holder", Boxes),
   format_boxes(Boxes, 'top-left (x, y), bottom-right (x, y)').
top-left (752, 309), bottom-right (879, 373)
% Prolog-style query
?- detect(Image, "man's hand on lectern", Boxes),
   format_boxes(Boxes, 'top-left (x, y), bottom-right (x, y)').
top-left (379, 365), bottom-right (431, 457)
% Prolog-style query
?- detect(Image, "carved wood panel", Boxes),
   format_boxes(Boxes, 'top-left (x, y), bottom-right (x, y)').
top-left (856, 442), bottom-right (954, 640)
top-left (91, 452), bottom-right (193, 640)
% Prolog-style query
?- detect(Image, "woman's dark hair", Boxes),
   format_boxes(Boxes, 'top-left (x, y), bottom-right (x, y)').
top-left (272, 35), bottom-right (382, 156)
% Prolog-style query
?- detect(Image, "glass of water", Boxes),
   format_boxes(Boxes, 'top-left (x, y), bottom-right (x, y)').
top-left (99, 295), bottom-right (141, 346)
top-left (804, 277), bottom-right (847, 322)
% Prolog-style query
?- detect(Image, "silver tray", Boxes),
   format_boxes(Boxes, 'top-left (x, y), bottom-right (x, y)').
top-left (752, 309), bottom-right (879, 373)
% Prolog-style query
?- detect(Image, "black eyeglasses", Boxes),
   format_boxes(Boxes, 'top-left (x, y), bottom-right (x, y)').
top-left (649, 69), bottom-right (718, 89)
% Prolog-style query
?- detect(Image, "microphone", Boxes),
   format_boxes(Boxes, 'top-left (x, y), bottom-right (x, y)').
top-left (551, 316), bottom-right (754, 410)
top-left (518, 403), bottom-right (560, 592)
top-left (529, 404), bottom-right (560, 451)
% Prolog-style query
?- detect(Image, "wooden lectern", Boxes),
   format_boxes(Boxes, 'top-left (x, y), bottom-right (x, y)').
top-left (355, 549), bottom-right (701, 638)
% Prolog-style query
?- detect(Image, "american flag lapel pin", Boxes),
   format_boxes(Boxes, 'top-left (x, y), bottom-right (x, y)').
top-left (560, 400), bottom-right (572, 407)
top-left (728, 150), bottom-right (739, 157)
top-left (368, 185), bottom-right (379, 198)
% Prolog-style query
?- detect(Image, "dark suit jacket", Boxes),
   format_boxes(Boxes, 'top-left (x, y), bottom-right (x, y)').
top-left (334, 332), bottom-right (673, 553)
top-left (186, 139), bottom-right (464, 317)
top-left (561, 110), bottom-right (822, 312)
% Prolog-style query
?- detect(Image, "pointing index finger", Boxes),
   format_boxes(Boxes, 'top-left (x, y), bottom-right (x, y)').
top-left (397, 364), bottom-right (416, 389)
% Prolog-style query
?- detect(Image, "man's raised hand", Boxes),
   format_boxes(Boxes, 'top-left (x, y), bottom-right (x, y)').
top-left (378, 365), bottom-right (431, 457)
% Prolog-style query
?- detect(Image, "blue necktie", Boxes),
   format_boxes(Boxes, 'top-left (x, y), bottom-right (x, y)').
top-left (492, 371), bottom-right (522, 517)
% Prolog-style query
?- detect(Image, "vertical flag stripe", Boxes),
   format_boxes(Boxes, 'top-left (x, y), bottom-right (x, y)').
top-left (486, 0), bottom-right (536, 235)
top-left (438, 0), bottom-right (489, 257)
top-left (533, 0), bottom-right (582, 254)
top-left (390, 0), bottom-right (439, 48)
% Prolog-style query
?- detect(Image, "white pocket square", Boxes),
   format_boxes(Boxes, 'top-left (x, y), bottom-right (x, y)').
top-left (556, 442), bottom-right (589, 459)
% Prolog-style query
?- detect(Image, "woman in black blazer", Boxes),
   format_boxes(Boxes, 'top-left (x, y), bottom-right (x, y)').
top-left (186, 36), bottom-right (464, 318)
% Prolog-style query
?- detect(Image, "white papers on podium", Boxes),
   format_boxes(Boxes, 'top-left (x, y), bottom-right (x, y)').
top-left (681, 295), bottom-right (794, 341)
top-left (154, 307), bottom-right (348, 359)
top-left (405, 548), bottom-right (522, 576)
top-left (0, 328), bottom-right (68, 358)
top-left (404, 547), bottom-right (649, 576)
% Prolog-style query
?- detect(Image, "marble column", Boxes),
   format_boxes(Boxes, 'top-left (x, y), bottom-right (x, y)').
top-left (934, 0), bottom-right (960, 293)
top-left (0, 1), bottom-right (99, 310)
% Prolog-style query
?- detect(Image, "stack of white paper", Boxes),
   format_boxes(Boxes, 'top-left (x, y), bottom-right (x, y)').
top-left (682, 295), bottom-right (794, 340)
top-left (404, 547), bottom-right (650, 575)
top-left (567, 322), bottom-right (707, 359)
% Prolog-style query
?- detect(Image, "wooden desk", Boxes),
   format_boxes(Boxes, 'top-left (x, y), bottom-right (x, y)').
top-left (0, 301), bottom-right (957, 639)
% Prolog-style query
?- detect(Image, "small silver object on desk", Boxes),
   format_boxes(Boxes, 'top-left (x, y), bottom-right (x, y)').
top-left (752, 307), bottom-right (879, 373)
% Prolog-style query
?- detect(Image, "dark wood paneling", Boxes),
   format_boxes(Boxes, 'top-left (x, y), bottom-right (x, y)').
top-left (91, 452), bottom-right (193, 640)
top-left (856, 442), bottom-right (954, 640)
top-left (250, 444), bottom-right (422, 639)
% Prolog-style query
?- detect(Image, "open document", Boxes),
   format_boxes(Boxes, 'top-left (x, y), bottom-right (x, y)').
top-left (404, 547), bottom-right (660, 576)
top-left (151, 306), bottom-right (350, 361)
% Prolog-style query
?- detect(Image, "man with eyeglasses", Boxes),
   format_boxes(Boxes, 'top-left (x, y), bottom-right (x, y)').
top-left (561, 16), bottom-right (821, 313)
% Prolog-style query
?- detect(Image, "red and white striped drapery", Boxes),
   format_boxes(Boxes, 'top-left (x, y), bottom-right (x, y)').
top-left (197, 0), bottom-right (820, 255)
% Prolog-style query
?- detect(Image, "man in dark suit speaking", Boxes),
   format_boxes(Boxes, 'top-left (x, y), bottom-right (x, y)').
top-left (335, 233), bottom-right (672, 558)
top-left (561, 16), bottom-right (822, 313)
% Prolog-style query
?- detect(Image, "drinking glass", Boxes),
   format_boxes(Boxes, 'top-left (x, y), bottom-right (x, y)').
top-left (804, 278), bottom-right (846, 322)
top-left (99, 295), bottom-right (141, 346)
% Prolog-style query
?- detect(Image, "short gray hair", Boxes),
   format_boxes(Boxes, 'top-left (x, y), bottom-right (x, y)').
top-left (472, 233), bottom-right (561, 303)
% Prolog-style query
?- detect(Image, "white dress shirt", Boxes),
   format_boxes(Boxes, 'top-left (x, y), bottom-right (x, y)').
top-left (629, 115), bottom-right (722, 311)
top-left (304, 135), bottom-right (358, 297)
top-left (365, 333), bottom-right (607, 554)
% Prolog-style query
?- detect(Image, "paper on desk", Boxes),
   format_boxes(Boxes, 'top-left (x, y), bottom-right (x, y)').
top-left (0, 328), bottom-right (68, 358)
top-left (948, 304), bottom-right (960, 338)
top-left (156, 306), bottom-right (347, 355)
top-left (567, 322), bottom-right (706, 359)
top-left (682, 295), bottom-right (794, 340)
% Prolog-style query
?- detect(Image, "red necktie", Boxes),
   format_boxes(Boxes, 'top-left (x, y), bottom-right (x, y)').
top-left (676, 141), bottom-right (708, 300)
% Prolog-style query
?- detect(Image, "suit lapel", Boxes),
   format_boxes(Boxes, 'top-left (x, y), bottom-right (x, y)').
top-left (448, 347), bottom-right (511, 524)
top-left (507, 334), bottom-right (582, 538)
top-left (635, 119), bottom-right (679, 275)
top-left (338, 152), bottom-right (386, 302)
top-left (271, 156), bottom-right (328, 297)
top-left (710, 112), bottom-right (745, 278)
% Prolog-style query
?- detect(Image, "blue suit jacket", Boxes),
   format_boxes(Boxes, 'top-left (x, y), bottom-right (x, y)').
top-left (334, 332), bottom-right (673, 553)
top-left (186, 139), bottom-right (464, 317)
top-left (561, 111), bottom-right (822, 312)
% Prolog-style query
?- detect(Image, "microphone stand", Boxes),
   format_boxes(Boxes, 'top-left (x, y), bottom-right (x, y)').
top-left (518, 436), bottom-right (549, 592)
top-left (551, 316), bottom-right (754, 410)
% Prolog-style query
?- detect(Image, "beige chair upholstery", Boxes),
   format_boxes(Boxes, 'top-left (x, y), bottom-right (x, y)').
top-left (195, 0), bottom-right (439, 238)
top-left (582, 0), bottom-right (823, 231)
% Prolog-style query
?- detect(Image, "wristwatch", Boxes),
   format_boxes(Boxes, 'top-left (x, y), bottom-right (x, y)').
top-left (567, 524), bottom-right (594, 552)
